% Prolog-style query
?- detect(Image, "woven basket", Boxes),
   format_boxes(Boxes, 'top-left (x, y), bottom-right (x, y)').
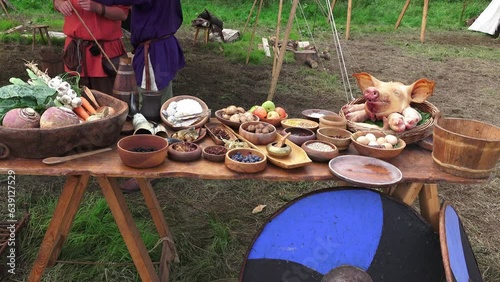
top-left (339, 97), bottom-right (440, 144)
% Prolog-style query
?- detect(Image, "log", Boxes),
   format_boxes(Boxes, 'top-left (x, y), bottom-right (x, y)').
top-left (2, 25), bottom-right (22, 34)
top-left (305, 58), bottom-right (318, 69)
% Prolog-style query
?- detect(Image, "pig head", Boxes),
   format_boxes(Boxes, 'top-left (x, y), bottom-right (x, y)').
top-left (352, 72), bottom-right (435, 121)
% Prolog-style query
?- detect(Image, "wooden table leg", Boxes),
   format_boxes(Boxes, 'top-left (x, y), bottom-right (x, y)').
top-left (137, 178), bottom-right (178, 282)
top-left (389, 182), bottom-right (423, 206)
top-left (97, 177), bottom-right (160, 282)
top-left (419, 183), bottom-right (440, 231)
top-left (28, 175), bottom-right (90, 282)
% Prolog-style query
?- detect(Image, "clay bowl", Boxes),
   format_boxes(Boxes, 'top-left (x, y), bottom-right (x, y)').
top-left (319, 114), bottom-right (347, 129)
top-left (281, 127), bottom-right (316, 146)
top-left (351, 131), bottom-right (406, 159)
top-left (281, 118), bottom-right (319, 131)
top-left (215, 109), bottom-right (260, 130)
top-left (301, 109), bottom-right (338, 122)
top-left (316, 127), bottom-right (352, 151)
top-left (160, 95), bottom-right (209, 130)
top-left (239, 121), bottom-right (277, 145)
top-left (202, 145), bottom-right (228, 163)
top-left (167, 141), bottom-right (202, 162)
top-left (301, 140), bottom-right (339, 162)
top-left (260, 113), bottom-right (288, 127)
top-left (225, 148), bottom-right (267, 173)
top-left (117, 135), bottom-right (169, 168)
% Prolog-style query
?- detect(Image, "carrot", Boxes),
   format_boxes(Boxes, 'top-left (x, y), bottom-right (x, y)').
top-left (73, 106), bottom-right (90, 121)
top-left (81, 97), bottom-right (97, 115)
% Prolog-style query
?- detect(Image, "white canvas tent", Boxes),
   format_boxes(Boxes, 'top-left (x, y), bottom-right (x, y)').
top-left (468, 0), bottom-right (500, 36)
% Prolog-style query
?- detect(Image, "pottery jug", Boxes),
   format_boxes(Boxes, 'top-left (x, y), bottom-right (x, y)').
top-left (112, 56), bottom-right (139, 115)
top-left (140, 90), bottom-right (162, 122)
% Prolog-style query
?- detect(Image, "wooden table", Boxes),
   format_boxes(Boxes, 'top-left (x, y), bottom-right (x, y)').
top-left (0, 134), bottom-right (487, 281)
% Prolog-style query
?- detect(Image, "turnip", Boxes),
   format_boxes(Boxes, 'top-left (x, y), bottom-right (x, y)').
top-left (2, 108), bottom-right (40, 128)
top-left (40, 107), bottom-right (81, 129)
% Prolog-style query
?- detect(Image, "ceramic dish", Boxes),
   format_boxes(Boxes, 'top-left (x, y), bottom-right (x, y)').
top-left (301, 109), bottom-right (338, 122)
top-left (281, 118), bottom-right (319, 131)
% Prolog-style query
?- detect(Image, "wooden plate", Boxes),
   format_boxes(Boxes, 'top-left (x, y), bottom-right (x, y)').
top-left (230, 126), bottom-right (312, 169)
top-left (328, 155), bottom-right (402, 187)
top-left (301, 109), bottom-right (338, 121)
top-left (204, 122), bottom-right (239, 145)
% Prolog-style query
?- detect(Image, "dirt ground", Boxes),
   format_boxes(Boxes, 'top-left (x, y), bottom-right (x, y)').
top-left (1, 27), bottom-right (499, 281)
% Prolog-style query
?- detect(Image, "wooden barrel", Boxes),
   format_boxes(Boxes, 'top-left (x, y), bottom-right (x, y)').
top-left (112, 57), bottom-right (138, 113)
top-left (432, 117), bottom-right (500, 179)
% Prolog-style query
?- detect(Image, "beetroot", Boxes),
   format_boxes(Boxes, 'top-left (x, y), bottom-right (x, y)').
top-left (2, 108), bottom-right (40, 128)
top-left (40, 107), bottom-right (81, 129)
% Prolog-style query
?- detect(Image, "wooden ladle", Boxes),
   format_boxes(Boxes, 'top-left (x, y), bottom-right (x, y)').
top-left (274, 132), bottom-right (291, 148)
top-left (42, 147), bottom-right (112, 165)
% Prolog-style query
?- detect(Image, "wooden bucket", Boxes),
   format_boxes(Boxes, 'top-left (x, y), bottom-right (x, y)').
top-left (432, 117), bottom-right (500, 179)
top-left (112, 56), bottom-right (138, 111)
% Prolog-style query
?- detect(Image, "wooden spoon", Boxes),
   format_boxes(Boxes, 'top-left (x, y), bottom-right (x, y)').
top-left (42, 147), bottom-right (112, 165)
top-left (274, 132), bottom-right (291, 148)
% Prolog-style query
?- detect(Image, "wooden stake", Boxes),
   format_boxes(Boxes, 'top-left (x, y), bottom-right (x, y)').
top-left (345, 0), bottom-right (352, 40)
top-left (420, 0), bottom-right (429, 43)
top-left (272, 0), bottom-right (284, 77)
top-left (268, 0), bottom-right (300, 101)
top-left (0, 0), bottom-right (11, 19)
top-left (243, 0), bottom-right (258, 34)
top-left (245, 0), bottom-right (264, 65)
top-left (395, 0), bottom-right (411, 29)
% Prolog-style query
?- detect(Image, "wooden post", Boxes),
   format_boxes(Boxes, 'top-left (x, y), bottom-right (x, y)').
top-left (243, 0), bottom-right (258, 34)
top-left (272, 0), bottom-right (284, 77)
top-left (268, 0), bottom-right (300, 101)
top-left (0, 0), bottom-right (11, 19)
top-left (245, 0), bottom-right (264, 65)
top-left (420, 0), bottom-right (429, 43)
top-left (395, 0), bottom-right (411, 29)
top-left (345, 0), bottom-right (352, 40)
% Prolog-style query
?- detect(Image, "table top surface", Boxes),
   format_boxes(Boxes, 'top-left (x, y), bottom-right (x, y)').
top-left (0, 122), bottom-right (488, 185)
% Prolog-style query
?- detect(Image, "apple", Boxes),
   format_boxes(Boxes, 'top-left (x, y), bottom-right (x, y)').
top-left (253, 106), bottom-right (268, 119)
top-left (266, 110), bottom-right (280, 119)
top-left (261, 100), bottom-right (276, 112)
top-left (248, 105), bottom-right (259, 113)
top-left (274, 107), bottom-right (287, 118)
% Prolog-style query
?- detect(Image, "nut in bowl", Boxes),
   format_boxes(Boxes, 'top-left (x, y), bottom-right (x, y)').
top-left (117, 135), bottom-right (169, 168)
top-left (301, 140), bottom-right (339, 162)
top-left (202, 145), bottom-right (228, 162)
top-left (239, 121), bottom-right (277, 145)
top-left (316, 127), bottom-right (352, 151)
top-left (225, 148), bottom-right (267, 173)
top-left (167, 141), bottom-right (202, 162)
top-left (351, 131), bottom-right (406, 159)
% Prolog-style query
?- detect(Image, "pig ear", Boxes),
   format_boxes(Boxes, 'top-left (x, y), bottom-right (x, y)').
top-left (353, 72), bottom-right (380, 92)
top-left (409, 78), bottom-right (436, 103)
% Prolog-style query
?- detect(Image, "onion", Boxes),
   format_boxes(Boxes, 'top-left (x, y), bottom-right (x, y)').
top-left (40, 107), bottom-right (81, 129)
top-left (2, 108), bottom-right (41, 128)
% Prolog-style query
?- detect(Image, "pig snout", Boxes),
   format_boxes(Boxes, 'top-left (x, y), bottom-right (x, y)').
top-left (363, 87), bottom-right (379, 101)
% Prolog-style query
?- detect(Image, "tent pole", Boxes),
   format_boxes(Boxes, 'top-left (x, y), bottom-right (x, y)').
top-left (327, 0), bottom-right (337, 23)
top-left (245, 0), bottom-right (264, 65)
top-left (272, 0), bottom-right (284, 78)
top-left (243, 0), bottom-right (258, 33)
top-left (395, 0), bottom-right (411, 29)
top-left (268, 0), bottom-right (300, 101)
top-left (420, 0), bottom-right (429, 43)
top-left (345, 0), bottom-right (352, 40)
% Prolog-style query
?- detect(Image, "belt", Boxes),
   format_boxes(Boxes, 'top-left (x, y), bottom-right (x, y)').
top-left (140, 34), bottom-right (173, 90)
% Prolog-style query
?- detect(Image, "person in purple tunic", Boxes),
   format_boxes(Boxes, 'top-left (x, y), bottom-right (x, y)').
top-left (93, 0), bottom-right (186, 104)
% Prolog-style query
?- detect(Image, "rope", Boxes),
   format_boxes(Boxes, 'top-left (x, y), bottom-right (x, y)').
top-left (68, 1), bottom-right (118, 73)
top-left (295, 0), bottom-right (327, 71)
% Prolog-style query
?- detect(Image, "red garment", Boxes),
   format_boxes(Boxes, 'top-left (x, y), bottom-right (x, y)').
top-left (62, 0), bottom-right (128, 77)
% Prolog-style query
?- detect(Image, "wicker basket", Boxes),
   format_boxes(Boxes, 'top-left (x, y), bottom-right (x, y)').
top-left (339, 97), bottom-right (440, 144)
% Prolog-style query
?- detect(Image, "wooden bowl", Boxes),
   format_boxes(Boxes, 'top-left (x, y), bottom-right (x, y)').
top-left (160, 95), bottom-right (209, 130)
top-left (316, 127), bottom-right (352, 151)
top-left (301, 140), bottom-right (339, 162)
top-left (225, 148), bottom-right (267, 173)
top-left (260, 113), bottom-right (288, 127)
top-left (117, 135), bottom-right (169, 168)
top-left (301, 109), bottom-right (338, 122)
top-left (351, 131), bottom-right (406, 159)
top-left (281, 127), bottom-right (316, 146)
top-left (214, 109), bottom-right (260, 130)
top-left (167, 142), bottom-right (202, 162)
top-left (0, 90), bottom-right (128, 159)
top-left (319, 114), bottom-right (347, 129)
top-left (239, 121), bottom-right (277, 145)
top-left (281, 118), bottom-right (319, 131)
top-left (202, 145), bottom-right (228, 162)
